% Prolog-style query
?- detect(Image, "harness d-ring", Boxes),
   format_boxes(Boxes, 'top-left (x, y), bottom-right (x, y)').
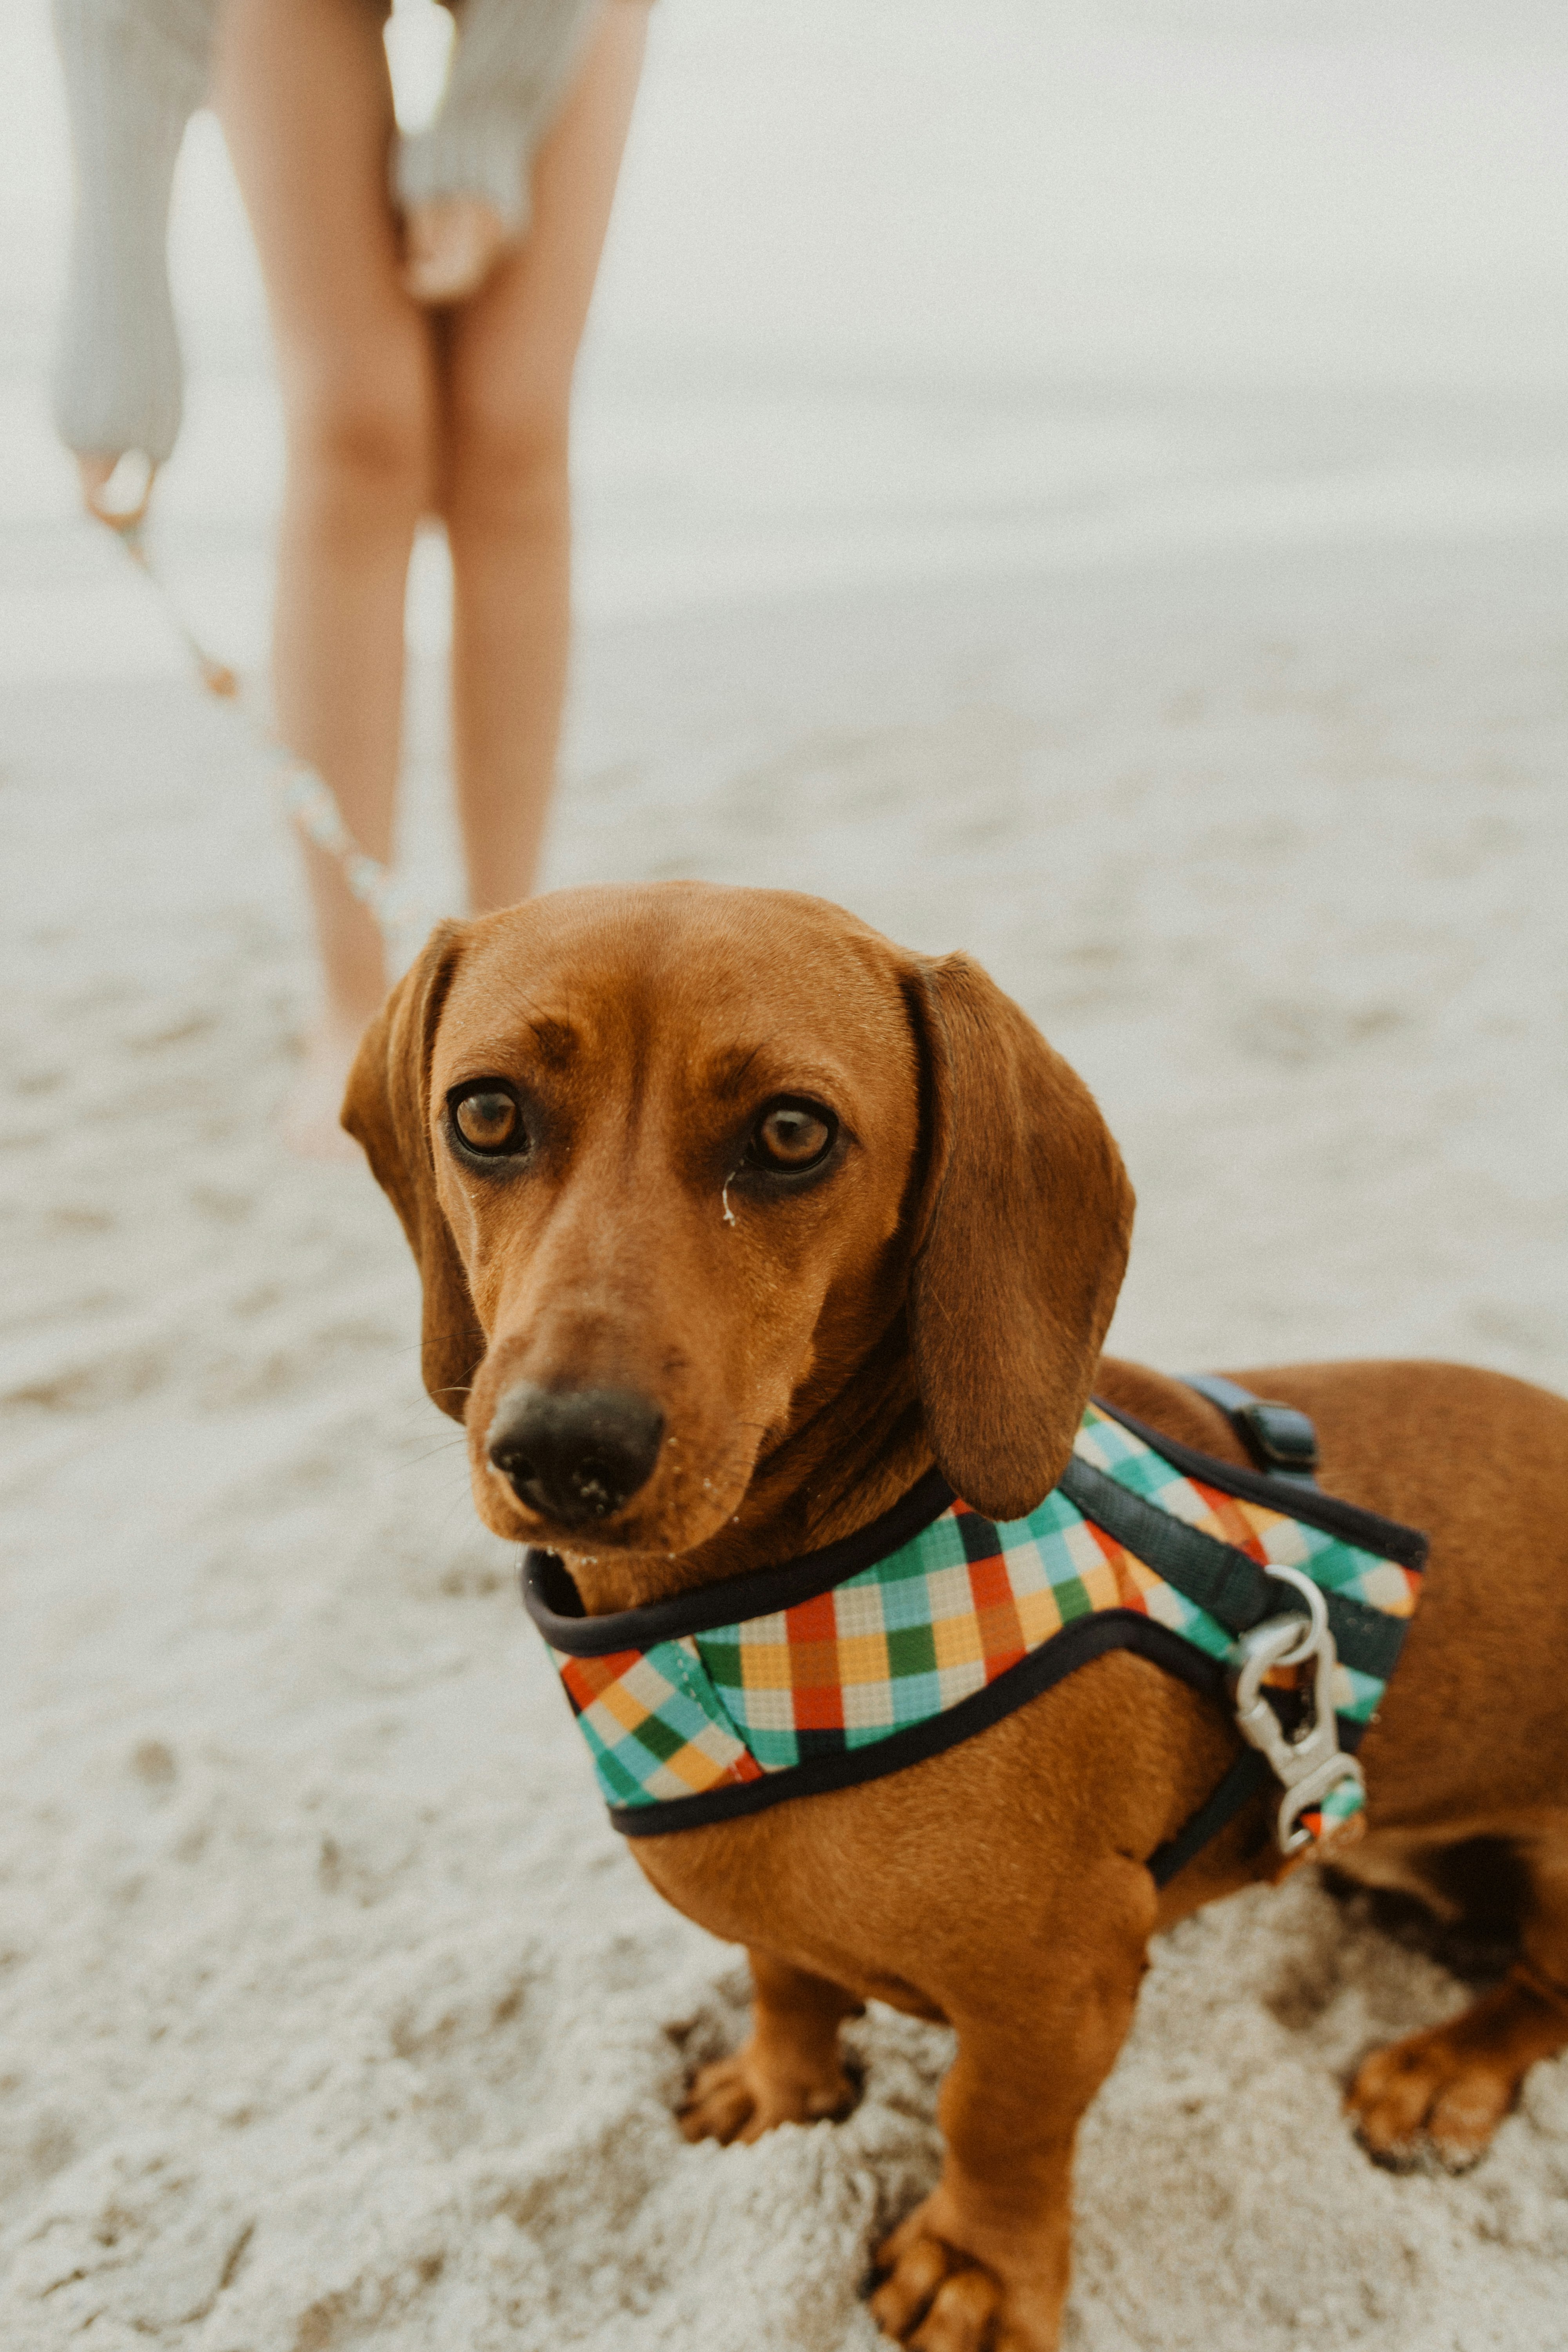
top-left (1256, 1562), bottom-right (1327, 1668)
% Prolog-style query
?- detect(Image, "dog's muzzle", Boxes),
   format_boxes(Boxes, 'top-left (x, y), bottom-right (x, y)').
top-left (487, 1383), bottom-right (665, 1528)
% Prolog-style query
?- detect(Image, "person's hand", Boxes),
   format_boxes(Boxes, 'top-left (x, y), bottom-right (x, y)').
top-left (76, 450), bottom-right (155, 528)
top-left (401, 195), bottom-right (510, 305)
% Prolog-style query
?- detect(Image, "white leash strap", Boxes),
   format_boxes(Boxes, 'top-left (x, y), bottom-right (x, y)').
top-left (96, 502), bottom-right (434, 948)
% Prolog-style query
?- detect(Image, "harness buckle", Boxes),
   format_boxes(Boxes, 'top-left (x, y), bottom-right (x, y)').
top-left (1236, 1399), bottom-right (1319, 1483)
top-left (1226, 1565), bottom-right (1365, 1857)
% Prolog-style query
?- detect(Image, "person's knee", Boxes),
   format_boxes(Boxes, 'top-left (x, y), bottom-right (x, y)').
top-left (445, 385), bottom-right (570, 532)
top-left (290, 358), bottom-right (436, 519)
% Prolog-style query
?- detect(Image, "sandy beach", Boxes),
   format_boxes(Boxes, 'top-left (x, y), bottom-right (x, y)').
top-left (4, 3), bottom-right (1568, 2347)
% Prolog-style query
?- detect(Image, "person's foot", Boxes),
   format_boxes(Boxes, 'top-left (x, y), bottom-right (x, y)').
top-left (279, 1011), bottom-right (372, 1164)
top-left (402, 195), bottom-right (511, 304)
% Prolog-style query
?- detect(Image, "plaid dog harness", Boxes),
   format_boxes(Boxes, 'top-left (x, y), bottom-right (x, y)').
top-left (523, 1386), bottom-right (1427, 1884)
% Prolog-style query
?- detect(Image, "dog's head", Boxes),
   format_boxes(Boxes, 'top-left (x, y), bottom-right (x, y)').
top-left (344, 883), bottom-right (1133, 1566)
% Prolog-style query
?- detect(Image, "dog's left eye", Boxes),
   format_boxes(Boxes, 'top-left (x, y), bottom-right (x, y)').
top-left (747, 1099), bottom-right (836, 1174)
top-left (451, 1085), bottom-right (525, 1157)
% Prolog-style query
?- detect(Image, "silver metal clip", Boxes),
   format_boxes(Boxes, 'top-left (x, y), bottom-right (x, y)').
top-left (1226, 1565), bottom-right (1364, 1857)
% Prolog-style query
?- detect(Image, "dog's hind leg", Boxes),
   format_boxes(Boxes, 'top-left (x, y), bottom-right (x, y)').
top-left (678, 1951), bottom-right (862, 2145)
top-left (1347, 1820), bottom-right (1568, 2171)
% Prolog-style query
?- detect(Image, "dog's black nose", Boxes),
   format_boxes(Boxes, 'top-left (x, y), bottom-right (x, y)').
top-left (487, 1385), bottom-right (665, 1527)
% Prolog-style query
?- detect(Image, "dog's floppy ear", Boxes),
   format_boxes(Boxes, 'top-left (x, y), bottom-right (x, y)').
top-left (901, 954), bottom-right (1134, 1520)
top-left (341, 921), bottom-right (481, 1423)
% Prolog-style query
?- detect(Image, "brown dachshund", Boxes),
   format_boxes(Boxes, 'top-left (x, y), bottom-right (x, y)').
top-left (344, 881), bottom-right (1568, 2352)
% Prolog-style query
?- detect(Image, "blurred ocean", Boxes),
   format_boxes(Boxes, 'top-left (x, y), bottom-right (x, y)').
top-left (2, 0), bottom-right (1566, 683)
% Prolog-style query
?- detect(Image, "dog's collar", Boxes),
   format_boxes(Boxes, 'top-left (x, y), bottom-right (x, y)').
top-left (522, 1398), bottom-right (1426, 1879)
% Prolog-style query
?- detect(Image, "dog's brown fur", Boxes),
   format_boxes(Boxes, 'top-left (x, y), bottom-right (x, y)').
top-left (346, 882), bottom-right (1568, 2352)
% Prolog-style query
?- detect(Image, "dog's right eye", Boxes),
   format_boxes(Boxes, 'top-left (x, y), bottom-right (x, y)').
top-left (450, 1086), bottom-right (525, 1157)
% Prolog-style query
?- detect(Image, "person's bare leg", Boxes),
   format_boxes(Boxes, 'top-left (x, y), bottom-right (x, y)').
top-left (213, 0), bottom-right (437, 1154)
top-left (442, 2), bottom-right (648, 913)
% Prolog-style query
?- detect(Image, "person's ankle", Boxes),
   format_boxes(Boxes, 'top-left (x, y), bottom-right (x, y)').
top-left (280, 1006), bottom-right (378, 1163)
top-left (316, 998), bottom-right (380, 1049)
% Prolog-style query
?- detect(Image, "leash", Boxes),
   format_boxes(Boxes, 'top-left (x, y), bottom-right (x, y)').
top-left (89, 487), bottom-right (435, 948)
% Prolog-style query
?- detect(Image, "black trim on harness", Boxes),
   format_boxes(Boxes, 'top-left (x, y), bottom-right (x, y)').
top-left (525, 1464), bottom-right (956, 1658)
top-left (1091, 1397), bottom-right (1427, 1572)
top-left (607, 1610), bottom-right (1233, 1838)
top-left (1057, 1457), bottom-right (1407, 1684)
top-left (1145, 1710), bottom-right (1372, 1888)
top-left (1146, 1751), bottom-right (1276, 1887)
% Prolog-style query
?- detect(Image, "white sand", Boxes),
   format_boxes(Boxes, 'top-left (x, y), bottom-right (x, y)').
top-left (5, 2), bottom-right (1568, 2345)
top-left (5, 543), bottom-right (1568, 2351)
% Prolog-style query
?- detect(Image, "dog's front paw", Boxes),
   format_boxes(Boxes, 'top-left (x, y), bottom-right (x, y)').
top-left (869, 2203), bottom-right (1061, 2352)
top-left (677, 2045), bottom-right (857, 2146)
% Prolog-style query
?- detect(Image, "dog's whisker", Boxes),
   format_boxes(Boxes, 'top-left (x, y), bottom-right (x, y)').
top-left (398, 1437), bottom-right (472, 1472)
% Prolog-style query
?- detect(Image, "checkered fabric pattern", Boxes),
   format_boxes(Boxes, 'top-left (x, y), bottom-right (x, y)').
top-left (544, 1405), bottom-right (1421, 1819)
top-left (554, 1642), bottom-right (765, 1809)
top-left (1070, 1408), bottom-right (1422, 1727)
